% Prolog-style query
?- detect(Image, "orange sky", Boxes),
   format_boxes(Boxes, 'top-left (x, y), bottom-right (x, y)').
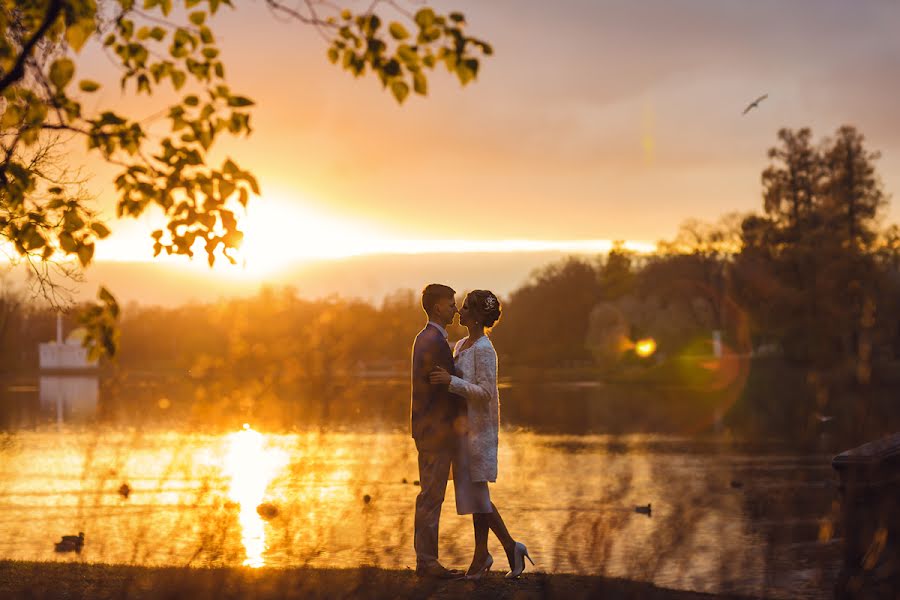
top-left (42, 0), bottom-right (900, 276)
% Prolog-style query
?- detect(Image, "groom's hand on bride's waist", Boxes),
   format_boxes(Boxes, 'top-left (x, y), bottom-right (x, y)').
top-left (429, 367), bottom-right (451, 385)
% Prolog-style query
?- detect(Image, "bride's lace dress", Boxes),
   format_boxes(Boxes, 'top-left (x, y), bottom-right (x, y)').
top-left (448, 335), bottom-right (500, 483)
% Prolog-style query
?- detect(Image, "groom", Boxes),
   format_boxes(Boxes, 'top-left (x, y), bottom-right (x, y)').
top-left (410, 283), bottom-right (465, 578)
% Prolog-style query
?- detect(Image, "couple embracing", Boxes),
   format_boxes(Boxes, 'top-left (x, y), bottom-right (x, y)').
top-left (410, 284), bottom-right (533, 580)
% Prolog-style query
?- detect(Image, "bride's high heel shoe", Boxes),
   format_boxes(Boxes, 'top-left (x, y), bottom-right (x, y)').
top-left (505, 541), bottom-right (534, 578)
top-left (465, 552), bottom-right (493, 580)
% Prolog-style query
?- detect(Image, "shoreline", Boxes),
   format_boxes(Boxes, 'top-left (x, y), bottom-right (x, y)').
top-left (0, 560), bottom-right (753, 599)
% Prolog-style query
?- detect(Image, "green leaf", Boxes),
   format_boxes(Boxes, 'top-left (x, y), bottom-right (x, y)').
top-left (149, 27), bottom-right (166, 41)
top-left (414, 8), bottom-right (435, 28)
top-left (171, 69), bottom-right (187, 90)
top-left (383, 59), bottom-right (400, 77)
top-left (59, 232), bottom-right (77, 253)
top-left (245, 173), bottom-right (260, 195)
top-left (91, 223), bottom-right (111, 238)
top-left (391, 80), bottom-right (409, 103)
top-left (389, 22), bottom-right (409, 40)
top-left (137, 74), bottom-right (151, 94)
top-left (223, 158), bottom-right (239, 175)
top-left (77, 243), bottom-right (95, 267)
top-left (227, 96), bottom-right (254, 107)
top-left (79, 80), bottom-right (101, 93)
top-left (0, 105), bottom-right (23, 129)
top-left (49, 58), bottom-right (75, 89)
top-left (189, 11), bottom-right (206, 26)
top-left (26, 229), bottom-right (46, 250)
top-left (219, 179), bottom-right (236, 200)
top-left (64, 211), bottom-right (85, 231)
top-left (413, 71), bottom-right (427, 95)
top-left (397, 45), bottom-right (418, 66)
top-left (66, 18), bottom-right (95, 53)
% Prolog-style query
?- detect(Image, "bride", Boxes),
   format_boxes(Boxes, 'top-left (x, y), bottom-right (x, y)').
top-left (430, 290), bottom-right (533, 579)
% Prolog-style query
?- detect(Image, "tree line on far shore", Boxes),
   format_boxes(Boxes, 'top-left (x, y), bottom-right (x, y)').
top-left (3, 125), bottom-right (900, 415)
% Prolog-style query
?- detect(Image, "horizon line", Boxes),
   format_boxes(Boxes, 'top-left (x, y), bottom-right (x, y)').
top-left (93, 238), bottom-right (659, 265)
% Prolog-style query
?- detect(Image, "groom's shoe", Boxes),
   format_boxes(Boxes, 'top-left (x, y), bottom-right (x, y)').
top-left (415, 561), bottom-right (465, 579)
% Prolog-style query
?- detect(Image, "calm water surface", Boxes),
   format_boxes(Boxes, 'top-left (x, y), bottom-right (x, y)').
top-left (0, 424), bottom-right (839, 598)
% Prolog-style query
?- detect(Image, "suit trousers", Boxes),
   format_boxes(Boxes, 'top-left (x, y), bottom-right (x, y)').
top-left (413, 441), bottom-right (454, 566)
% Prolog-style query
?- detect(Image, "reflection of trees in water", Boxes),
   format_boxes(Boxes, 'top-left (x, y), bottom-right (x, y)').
top-left (553, 451), bottom-right (632, 574)
top-left (526, 437), bottom-right (840, 598)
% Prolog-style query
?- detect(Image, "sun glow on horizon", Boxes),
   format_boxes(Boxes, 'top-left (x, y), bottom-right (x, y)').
top-left (2, 190), bottom-right (658, 276)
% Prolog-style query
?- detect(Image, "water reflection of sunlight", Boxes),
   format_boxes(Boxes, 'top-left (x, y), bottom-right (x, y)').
top-left (223, 424), bottom-right (288, 567)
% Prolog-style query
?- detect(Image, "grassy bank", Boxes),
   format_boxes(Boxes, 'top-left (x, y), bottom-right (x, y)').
top-left (0, 561), bottom-right (751, 600)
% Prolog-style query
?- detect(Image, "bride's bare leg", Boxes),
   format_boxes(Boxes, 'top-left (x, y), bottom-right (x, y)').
top-left (469, 513), bottom-right (490, 573)
top-left (485, 503), bottom-right (516, 568)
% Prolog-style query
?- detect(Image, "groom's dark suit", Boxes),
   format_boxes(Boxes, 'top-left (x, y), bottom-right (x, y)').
top-left (411, 322), bottom-right (464, 567)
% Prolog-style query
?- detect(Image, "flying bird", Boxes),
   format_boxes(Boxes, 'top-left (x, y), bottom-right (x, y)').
top-left (742, 94), bottom-right (768, 115)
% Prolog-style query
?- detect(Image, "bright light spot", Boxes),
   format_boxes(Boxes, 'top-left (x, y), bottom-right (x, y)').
top-left (65, 187), bottom-right (660, 272)
top-left (157, 398), bottom-right (170, 409)
top-left (635, 338), bottom-right (657, 358)
top-left (223, 425), bottom-right (288, 567)
top-left (232, 195), bottom-right (386, 275)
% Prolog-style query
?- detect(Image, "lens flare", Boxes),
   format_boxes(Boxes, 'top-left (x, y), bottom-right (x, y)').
top-left (635, 338), bottom-right (657, 358)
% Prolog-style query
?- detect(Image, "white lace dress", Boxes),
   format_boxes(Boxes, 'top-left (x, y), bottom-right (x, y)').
top-left (448, 335), bottom-right (500, 515)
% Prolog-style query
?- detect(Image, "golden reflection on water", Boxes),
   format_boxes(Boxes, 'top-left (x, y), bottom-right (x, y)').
top-left (223, 424), bottom-right (287, 567)
top-left (0, 428), bottom-right (835, 598)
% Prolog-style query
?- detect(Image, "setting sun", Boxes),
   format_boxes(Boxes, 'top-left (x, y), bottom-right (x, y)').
top-left (232, 194), bottom-right (389, 274)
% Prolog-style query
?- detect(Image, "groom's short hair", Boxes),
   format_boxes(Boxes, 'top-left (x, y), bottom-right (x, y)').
top-left (422, 283), bottom-right (456, 315)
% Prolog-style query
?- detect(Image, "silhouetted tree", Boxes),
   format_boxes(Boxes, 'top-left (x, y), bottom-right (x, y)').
top-left (762, 128), bottom-right (822, 235)
top-left (820, 126), bottom-right (887, 251)
top-left (734, 125), bottom-right (895, 402)
top-left (493, 257), bottom-right (603, 366)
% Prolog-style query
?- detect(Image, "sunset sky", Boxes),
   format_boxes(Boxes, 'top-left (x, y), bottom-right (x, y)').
top-left (25, 0), bottom-right (900, 295)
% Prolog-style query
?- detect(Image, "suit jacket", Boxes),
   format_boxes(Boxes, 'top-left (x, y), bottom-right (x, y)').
top-left (410, 323), bottom-right (464, 451)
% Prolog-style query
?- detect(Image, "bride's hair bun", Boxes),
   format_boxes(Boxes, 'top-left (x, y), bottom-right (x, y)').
top-left (469, 290), bottom-right (502, 328)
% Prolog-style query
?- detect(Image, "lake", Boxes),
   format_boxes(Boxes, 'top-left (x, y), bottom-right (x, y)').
top-left (0, 377), bottom-right (841, 598)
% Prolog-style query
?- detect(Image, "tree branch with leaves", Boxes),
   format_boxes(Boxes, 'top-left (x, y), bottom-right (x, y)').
top-left (0, 0), bottom-right (492, 360)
